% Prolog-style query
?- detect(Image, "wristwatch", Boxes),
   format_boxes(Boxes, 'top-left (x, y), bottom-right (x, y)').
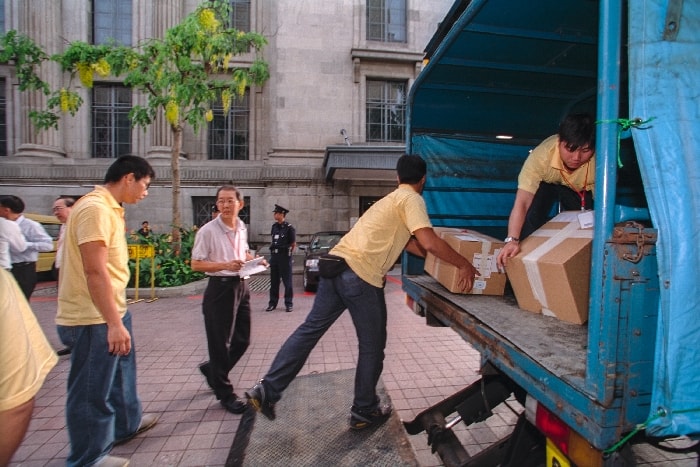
top-left (504, 236), bottom-right (519, 243)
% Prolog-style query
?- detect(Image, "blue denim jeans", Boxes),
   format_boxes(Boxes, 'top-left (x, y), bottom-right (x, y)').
top-left (57, 311), bottom-right (142, 467)
top-left (263, 267), bottom-right (387, 410)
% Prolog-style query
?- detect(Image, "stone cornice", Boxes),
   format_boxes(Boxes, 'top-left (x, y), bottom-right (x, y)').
top-left (0, 159), bottom-right (324, 185)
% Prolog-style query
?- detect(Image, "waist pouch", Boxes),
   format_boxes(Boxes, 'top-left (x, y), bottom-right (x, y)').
top-left (318, 254), bottom-right (349, 278)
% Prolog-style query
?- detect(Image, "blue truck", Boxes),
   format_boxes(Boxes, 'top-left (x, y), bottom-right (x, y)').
top-left (401, 1), bottom-right (700, 465)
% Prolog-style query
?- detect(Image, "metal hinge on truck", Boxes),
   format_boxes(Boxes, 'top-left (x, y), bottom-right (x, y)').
top-left (611, 221), bottom-right (657, 263)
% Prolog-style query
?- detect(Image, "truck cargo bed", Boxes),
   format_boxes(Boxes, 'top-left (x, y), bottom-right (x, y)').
top-left (405, 274), bottom-right (587, 387)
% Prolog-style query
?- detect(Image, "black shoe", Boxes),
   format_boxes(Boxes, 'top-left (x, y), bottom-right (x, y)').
top-left (57, 347), bottom-right (72, 356)
top-left (265, 305), bottom-right (276, 312)
top-left (285, 307), bottom-right (293, 313)
top-left (245, 381), bottom-right (276, 420)
top-left (221, 394), bottom-right (247, 414)
top-left (349, 403), bottom-right (393, 430)
top-left (198, 361), bottom-right (214, 391)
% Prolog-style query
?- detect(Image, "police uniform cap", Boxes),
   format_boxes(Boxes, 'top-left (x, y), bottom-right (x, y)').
top-left (273, 204), bottom-right (289, 215)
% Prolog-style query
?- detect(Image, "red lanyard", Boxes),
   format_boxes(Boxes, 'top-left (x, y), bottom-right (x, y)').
top-left (560, 163), bottom-right (589, 210)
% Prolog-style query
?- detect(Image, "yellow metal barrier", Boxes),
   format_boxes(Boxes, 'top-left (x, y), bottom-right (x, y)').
top-left (127, 244), bottom-right (158, 304)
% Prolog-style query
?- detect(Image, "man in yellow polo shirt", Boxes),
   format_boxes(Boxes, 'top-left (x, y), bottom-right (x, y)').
top-left (246, 154), bottom-right (479, 430)
top-left (0, 268), bottom-right (57, 466)
top-left (56, 155), bottom-right (158, 467)
top-left (497, 113), bottom-right (596, 268)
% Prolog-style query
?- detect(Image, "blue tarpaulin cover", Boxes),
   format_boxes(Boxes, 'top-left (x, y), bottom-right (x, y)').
top-left (629, 0), bottom-right (700, 436)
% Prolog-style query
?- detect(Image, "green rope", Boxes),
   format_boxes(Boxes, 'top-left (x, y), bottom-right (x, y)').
top-left (596, 117), bottom-right (656, 168)
top-left (603, 406), bottom-right (700, 457)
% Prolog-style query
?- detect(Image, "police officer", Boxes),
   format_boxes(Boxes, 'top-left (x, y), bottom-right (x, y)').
top-left (266, 205), bottom-right (296, 312)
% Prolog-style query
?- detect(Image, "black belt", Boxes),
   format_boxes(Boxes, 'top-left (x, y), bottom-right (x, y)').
top-left (271, 248), bottom-right (289, 254)
top-left (208, 276), bottom-right (243, 283)
top-left (12, 261), bottom-right (35, 267)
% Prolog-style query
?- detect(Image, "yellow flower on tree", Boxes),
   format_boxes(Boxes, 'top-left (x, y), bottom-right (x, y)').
top-left (205, 109), bottom-right (213, 122)
top-left (223, 53), bottom-right (233, 71)
top-left (91, 58), bottom-right (111, 77)
top-left (59, 88), bottom-right (80, 114)
top-left (165, 100), bottom-right (179, 125)
top-left (221, 89), bottom-right (231, 115)
top-left (76, 62), bottom-right (93, 88)
top-left (198, 8), bottom-right (220, 33)
top-left (59, 88), bottom-right (70, 112)
top-left (237, 77), bottom-right (247, 97)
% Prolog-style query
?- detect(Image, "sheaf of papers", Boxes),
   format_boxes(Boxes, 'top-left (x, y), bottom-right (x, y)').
top-left (240, 257), bottom-right (268, 278)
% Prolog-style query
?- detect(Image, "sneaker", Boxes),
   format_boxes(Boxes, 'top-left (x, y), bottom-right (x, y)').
top-left (349, 403), bottom-right (393, 430)
top-left (245, 381), bottom-right (276, 420)
top-left (114, 413), bottom-right (158, 446)
top-left (221, 394), bottom-right (247, 414)
top-left (94, 455), bottom-right (130, 467)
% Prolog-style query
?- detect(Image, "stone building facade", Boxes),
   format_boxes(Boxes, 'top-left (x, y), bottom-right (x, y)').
top-left (0, 0), bottom-right (452, 246)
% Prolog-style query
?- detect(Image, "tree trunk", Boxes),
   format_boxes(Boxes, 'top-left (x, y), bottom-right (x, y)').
top-left (171, 126), bottom-right (182, 255)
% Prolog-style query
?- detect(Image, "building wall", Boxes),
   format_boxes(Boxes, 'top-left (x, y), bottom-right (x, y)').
top-left (0, 0), bottom-right (452, 245)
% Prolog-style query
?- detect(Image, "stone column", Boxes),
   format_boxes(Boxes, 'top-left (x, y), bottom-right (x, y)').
top-left (14, 0), bottom-right (65, 159)
top-left (144, 0), bottom-right (183, 160)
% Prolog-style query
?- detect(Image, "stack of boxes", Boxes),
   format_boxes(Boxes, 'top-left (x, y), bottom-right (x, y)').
top-left (423, 211), bottom-right (593, 324)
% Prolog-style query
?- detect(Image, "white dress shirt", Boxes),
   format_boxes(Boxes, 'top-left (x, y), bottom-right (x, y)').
top-left (11, 215), bottom-right (53, 263)
top-left (0, 217), bottom-right (27, 269)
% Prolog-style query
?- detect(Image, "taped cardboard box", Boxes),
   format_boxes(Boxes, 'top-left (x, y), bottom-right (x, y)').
top-left (423, 227), bottom-right (468, 277)
top-left (425, 229), bottom-right (506, 295)
top-left (506, 211), bottom-right (593, 324)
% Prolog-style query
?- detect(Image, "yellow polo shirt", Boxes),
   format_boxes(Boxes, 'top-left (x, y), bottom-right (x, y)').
top-left (518, 135), bottom-right (595, 195)
top-left (0, 269), bottom-right (58, 411)
top-left (331, 184), bottom-right (432, 288)
top-left (56, 186), bottom-right (129, 326)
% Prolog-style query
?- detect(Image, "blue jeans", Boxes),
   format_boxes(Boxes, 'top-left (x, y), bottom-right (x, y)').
top-left (57, 311), bottom-right (142, 467)
top-left (262, 267), bottom-right (387, 410)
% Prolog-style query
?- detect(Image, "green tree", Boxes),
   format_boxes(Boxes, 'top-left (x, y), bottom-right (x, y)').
top-left (0, 1), bottom-right (269, 252)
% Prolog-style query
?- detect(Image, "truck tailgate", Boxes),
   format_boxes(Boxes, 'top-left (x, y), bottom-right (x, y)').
top-left (405, 274), bottom-right (587, 385)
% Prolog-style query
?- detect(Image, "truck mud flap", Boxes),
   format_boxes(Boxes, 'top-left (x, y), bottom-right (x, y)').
top-left (403, 373), bottom-right (519, 466)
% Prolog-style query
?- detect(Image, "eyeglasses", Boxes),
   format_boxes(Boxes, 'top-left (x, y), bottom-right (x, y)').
top-left (52, 206), bottom-right (66, 212)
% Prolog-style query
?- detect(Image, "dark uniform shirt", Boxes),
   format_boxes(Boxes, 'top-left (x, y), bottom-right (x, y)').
top-left (270, 221), bottom-right (296, 254)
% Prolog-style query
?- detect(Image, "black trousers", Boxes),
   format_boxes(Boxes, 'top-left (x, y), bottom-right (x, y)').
top-left (269, 252), bottom-right (293, 308)
top-left (520, 182), bottom-right (594, 239)
top-left (11, 261), bottom-right (38, 299)
top-left (202, 277), bottom-right (251, 400)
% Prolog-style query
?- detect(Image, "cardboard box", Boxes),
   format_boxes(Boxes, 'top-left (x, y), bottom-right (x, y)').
top-left (506, 211), bottom-right (593, 324)
top-left (425, 229), bottom-right (506, 295)
top-left (423, 227), bottom-right (467, 277)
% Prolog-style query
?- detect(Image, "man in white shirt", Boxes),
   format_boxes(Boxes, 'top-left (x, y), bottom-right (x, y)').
top-left (0, 195), bottom-right (54, 299)
top-left (0, 217), bottom-right (27, 271)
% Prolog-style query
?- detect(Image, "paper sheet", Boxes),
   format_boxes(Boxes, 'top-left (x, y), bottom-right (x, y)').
top-left (240, 257), bottom-right (268, 278)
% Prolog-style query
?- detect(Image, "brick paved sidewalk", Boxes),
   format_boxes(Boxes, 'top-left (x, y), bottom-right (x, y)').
top-left (13, 272), bottom-right (504, 467)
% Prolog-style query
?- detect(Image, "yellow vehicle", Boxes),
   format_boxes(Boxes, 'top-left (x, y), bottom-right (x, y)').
top-left (24, 213), bottom-right (61, 278)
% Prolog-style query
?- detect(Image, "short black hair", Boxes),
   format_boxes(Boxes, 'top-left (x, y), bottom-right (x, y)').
top-left (558, 113), bottom-right (596, 151)
top-left (104, 155), bottom-right (156, 184)
top-left (396, 154), bottom-right (427, 184)
top-left (0, 195), bottom-right (25, 214)
top-left (216, 185), bottom-right (243, 201)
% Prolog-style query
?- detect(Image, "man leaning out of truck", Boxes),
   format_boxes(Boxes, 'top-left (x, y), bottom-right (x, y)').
top-left (497, 113), bottom-right (595, 268)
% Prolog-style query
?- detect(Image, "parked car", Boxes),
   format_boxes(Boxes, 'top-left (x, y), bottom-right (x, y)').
top-left (24, 213), bottom-right (61, 279)
top-left (301, 231), bottom-right (346, 292)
